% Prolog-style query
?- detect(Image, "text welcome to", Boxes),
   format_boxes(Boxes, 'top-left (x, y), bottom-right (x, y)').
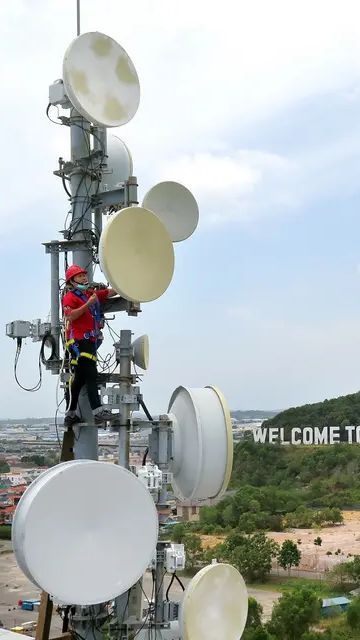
top-left (252, 426), bottom-right (360, 445)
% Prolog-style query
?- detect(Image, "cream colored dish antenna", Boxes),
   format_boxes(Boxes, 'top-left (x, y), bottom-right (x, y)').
top-left (132, 334), bottom-right (149, 370)
top-left (168, 386), bottom-right (233, 501)
top-left (63, 32), bottom-right (140, 127)
top-left (102, 135), bottom-right (133, 190)
top-left (99, 206), bottom-right (174, 302)
top-left (142, 181), bottom-right (199, 242)
top-left (180, 563), bottom-right (248, 640)
top-left (12, 460), bottom-right (158, 605)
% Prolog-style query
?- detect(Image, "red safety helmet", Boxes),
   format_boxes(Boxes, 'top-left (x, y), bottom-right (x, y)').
top-left (65, 265), bottom-right (87, 283)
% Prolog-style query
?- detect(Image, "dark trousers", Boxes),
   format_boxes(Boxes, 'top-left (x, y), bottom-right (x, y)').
top-left (68, 339), bottom-right (101, 412)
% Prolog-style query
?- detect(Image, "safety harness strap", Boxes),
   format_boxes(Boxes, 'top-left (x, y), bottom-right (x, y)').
top-left (79, 352), bottom-right (97, 362)
top-left (66, 339), bottom-right (97, 364)
top-left (68, 352), bottom-right (96, 365)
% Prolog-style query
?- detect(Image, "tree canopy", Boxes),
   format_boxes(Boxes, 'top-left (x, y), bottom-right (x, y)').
top-left (267, 588), bottom-right (321, 640)
top-left (263, 391), bottom-right (360, 431)
top-left (278, 540), bottom-right (301, 573)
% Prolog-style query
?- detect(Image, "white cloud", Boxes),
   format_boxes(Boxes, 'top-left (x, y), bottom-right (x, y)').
top-left (164, 153), bottom-right (261, 194)
top-left (157, 150), bottom-right (295, 224)
top-left (151, 124), bottom-right (360, 228)
top-left (226, 305), bottom-right (254, 320)
top-left (0, 0), bottom-right (360, 237)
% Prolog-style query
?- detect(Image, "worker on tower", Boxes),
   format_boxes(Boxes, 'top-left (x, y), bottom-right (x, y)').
top-left (62, 264), bottom-right (118, 427)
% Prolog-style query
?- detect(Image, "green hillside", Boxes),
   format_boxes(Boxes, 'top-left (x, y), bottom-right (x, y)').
top-left (197, 438), bottom-right (360, 534)
top-left (263, 391), bottom-right (360, 430)
top-left (231, 439), bottom-right (360, 507)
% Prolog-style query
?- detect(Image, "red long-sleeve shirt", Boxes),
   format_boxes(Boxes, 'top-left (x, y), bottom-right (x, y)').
top-left (62, 289), bottom-right (109, 341)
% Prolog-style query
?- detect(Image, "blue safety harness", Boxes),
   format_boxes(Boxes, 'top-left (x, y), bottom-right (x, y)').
top-left (66, 288), bottom-right (104, 363)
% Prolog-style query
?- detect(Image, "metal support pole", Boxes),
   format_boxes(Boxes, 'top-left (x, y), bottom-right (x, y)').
top-left (158, 424), bottom-right (169, 509)
top-left (115, 329), bottom-right (133, 630)
top-left (155, 542), bottom-right (166, 627)
top-left (76, 0), bottom-right (80, 36)
top-left (94, 208), bottom-right (102, 244)
top-left (50, 242), bottom-right (60, 359)
top-left (117, 329), bottom-right (133, 468)
top-left (68, 110), bottom-right (103, 640)
top-left (69, 110), bottom-right (93, 275)
top-left (127, 176), bottom-right (138, 206)
top-left (148, 423), bottom-right (169, 630)
top-left (68, 108), bottom-right (98, 461)
top-left (93, 127), bottom-right (106, 242)
top-left (115, 594), bottom-right (129, 635)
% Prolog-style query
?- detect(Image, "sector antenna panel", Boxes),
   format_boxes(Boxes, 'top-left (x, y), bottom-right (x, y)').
top-left (180, 563), bottom-right (248, 640)
top-left (99, 206), bottom-right (175, 302)
top-left (143, 181), bottom-right (199, 242)
top-left (63, 32), bottom-right (140, 127)
top-left (12, 460), bottom-right (158, 605)
top-left (168, 386), bottom-right (233, 501)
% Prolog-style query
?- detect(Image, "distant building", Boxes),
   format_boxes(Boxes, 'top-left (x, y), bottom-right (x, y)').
top-left (321, 597), bottom-right (350, 616)
top-left (129, 453), bottom-right (143, 466)
top-left (161, 516), bottom-right (181, 529)
top-left (4, 456), bottom-right (21, 466)
top-left (1, 473), bottom-right (26, 486)
top-left (22, 468), bottom-right (46, 481)
top-left (0, 506), bottom-right (14, 525)
top-left (98, 453), bottom-right (117, 463)
top-left (0, 484), bottom-right (27, 524)
top-left (0, 492), bottom-right (12, 507)
top-left (176, 500), bottom-right (200, 522)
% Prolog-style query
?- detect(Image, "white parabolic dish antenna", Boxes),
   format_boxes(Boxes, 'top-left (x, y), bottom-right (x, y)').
top-left (142, 181), bottom-right (199, 242)
top-left (12, 461), bottom-right (158, 605)
top-left (12, 461), bottom-right (76, 588)
top-left (180, 563), bottom-right (248, 640)
top-left (132, 334), bottom-right (149, 370)
top-left (168, 386), bottom-right (233, 501)
top-left (99, 206), bottom-right (175, 302)
top-left (102, 135), bottom-right (133, 190)
top-left (63, 32), bottom-right (140, 127)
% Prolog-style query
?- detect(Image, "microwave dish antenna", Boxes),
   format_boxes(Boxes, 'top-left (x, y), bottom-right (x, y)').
top-left (99, 206), bottom-right (175, 302)
top-left (102, 134), bottom-right (133, 190)
top-left (132, 334), bottom-right (149, 370)
top-left (143, 181), bottom-right (199, 242)
top-left (12, 461), bottom-right (158, 605)
top-left (168, 386), bottom-right (233, 501)
top-left (180, 563), bottom-right (248, 640)
top-left (63, 31), bottom-right (140, 127)
top-left (12, 461), bottom-right (75, 587)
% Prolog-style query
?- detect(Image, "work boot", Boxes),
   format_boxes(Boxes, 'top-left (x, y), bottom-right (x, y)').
top-left (93, 407), bottom-right (114, 425)
top-left (64, 411), bottom-right (82, 427)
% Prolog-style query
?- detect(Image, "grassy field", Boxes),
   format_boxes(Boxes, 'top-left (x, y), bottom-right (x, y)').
top-left (317, 615), bottom-right (360, 638)
top-left (248, 576), bottom-right (344, 597)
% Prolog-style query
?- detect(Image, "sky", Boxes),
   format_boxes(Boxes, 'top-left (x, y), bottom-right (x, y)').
top-left (1, 0), bottom-right (360, 418)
